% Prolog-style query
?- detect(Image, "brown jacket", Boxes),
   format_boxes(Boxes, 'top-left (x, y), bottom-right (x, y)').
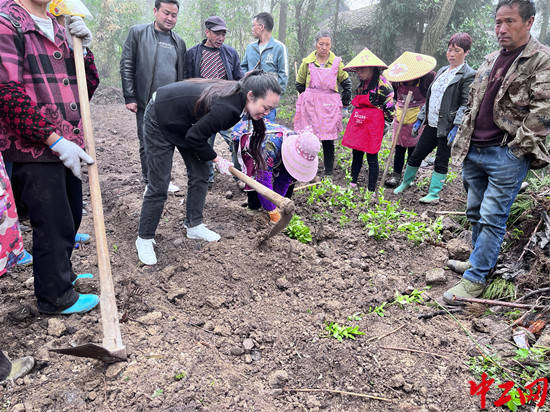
top-left (452, 36), bottom-right (550, 169)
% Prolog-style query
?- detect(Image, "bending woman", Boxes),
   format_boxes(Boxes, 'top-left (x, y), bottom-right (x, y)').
top-left (136, 71), bottom-right (281, 265)
top-left (394, 33), bottom-right (476, 203)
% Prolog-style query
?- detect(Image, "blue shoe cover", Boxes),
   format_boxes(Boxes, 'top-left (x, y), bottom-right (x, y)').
top-left (17, 250), bottom-right (33, 266)
top-left (60, 294), bottom-right (99, 315)
top-left (75, 233), bottom-right (91, 244)
top-left (72, 273), bottom-right (94, 285)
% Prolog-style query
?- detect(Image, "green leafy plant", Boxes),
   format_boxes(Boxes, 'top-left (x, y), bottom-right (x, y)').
top-left (445, 170), bottom-right (458, 184)
top-left (482, 277), bottom-right (516, 301)
top-left (174, 371), bottom-right (187, 381)
top-left (394, 288), bottom-right (430, 306)
top-left (368, 302), bottom-right (387, 317)
top-left (284, 215), bottom-right (312, 244)
top-left (324, 322), bottom-right (365, 342)
top-left (416, 176), bottom-right (430, 190)
top-left (347, 312), bottom-right (363, 321)
top-left (152, 388), bottom-right (164, 398)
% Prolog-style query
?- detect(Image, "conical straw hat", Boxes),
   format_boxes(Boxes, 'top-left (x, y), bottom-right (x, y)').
top-left (344, 48), bottom-right (387, 72)
top-left (383, 51), bottom-right (437, 82)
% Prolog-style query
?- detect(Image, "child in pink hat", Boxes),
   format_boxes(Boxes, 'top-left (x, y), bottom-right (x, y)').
top-left (233, 121), bottom-right (319, 222)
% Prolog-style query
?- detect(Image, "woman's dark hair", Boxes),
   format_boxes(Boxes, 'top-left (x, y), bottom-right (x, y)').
top-left (357, 67), bottom-right (381, 95)
top-left (190, 71), bottom-right (281, 171)
top-left (448, 32), bottom-right (472, 52)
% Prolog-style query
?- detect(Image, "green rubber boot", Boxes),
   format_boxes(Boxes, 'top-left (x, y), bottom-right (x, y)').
top-left (419, 171), bottom-right (446, 204)
top-left (393, 165), bottom-right (419, 194)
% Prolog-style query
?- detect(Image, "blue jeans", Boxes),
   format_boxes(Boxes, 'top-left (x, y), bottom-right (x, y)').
top-left (462, 145), bottom-right (529, 284)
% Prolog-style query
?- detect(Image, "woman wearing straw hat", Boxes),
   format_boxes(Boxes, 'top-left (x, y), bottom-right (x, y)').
top-left (341, 48), bottom-right (395, 191)
top-left (383, 52), bottom-right (437, 188)
top-left (233, 120), bottom-right (319, 222)
top-left (294, 30), bottom-right (352, 177)
top-left (393, 33), bottom-right (476, 203)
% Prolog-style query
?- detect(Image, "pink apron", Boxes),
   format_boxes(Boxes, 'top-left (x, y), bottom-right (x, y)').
top-left (294, 57), bottom-right (343, 141)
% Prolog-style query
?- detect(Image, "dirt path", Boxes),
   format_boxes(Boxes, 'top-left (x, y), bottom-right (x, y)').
top-left (1, 102), bottom-right (506, 411)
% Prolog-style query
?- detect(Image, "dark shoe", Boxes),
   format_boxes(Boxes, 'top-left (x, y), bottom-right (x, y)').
top-left (443, 278), bottom-right (485, 305)
top-left (384, 172), bottom-right (401, 188)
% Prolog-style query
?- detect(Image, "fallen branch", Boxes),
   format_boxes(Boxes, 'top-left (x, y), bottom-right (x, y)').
top-left (283, 387), bottom-right (392, 402)
top-left (418, 308), bottom-right (463, 320)
top-left (365, 324), bottom-right (405, 343)
top-left (434, 211), bottom-right (466, 215)
top-left (379, 346), bottom-right (451, 360)
top-left (515, 287), bottom-right (550, 303)
top-left (453, 296), bottom-right (548, 309)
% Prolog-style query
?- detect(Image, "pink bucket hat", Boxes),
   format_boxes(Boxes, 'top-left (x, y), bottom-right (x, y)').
top-left (281, 130), bottom-right (320, 182)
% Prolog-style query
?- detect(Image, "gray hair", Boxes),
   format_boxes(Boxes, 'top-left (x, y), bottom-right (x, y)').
top-left (314, 30), bottom-right (332, 47)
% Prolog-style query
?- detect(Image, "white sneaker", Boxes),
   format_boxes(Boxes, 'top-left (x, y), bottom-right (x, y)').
top-left (143, 185), bottom-right (148, 198)
top-left (135, 236), bottom-right (157, 265)
top-left (186, 224), bottom-right (220, 242)
top-left (168, 181), bottom-right (180, 193)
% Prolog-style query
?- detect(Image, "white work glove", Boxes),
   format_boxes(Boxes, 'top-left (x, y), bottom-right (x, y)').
top-left (214, 157), bottom-right (233, 176)
top-left (50, 137), bottom-right (94, 179)
top-left (66, 16), bottom-right (92, 49)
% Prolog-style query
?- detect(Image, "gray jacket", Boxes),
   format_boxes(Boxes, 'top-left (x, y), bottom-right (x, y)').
top-left (120, 23), bottom-right (186, 109)
top-left (417, 63), bottom-right (476, 138)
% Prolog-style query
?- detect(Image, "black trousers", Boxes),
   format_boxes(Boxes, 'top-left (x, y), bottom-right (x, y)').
top-left (407, 125), bottom-right (451, 174)
top-left (351, 150), bottom-right (379, 191)
top-left (136, 108), bottom-right (148, 184)
top-left (12, 162), bottom-right (80, 313)
top-left (393, 145), bottom-right (415, 175)
top-left (321, 140), bottom-right (334, 175)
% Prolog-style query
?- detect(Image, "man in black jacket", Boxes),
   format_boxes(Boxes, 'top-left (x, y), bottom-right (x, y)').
top-left (120, 0), bottom-right (186, 191)
top-left (184, 16), bottom-right (244, 187)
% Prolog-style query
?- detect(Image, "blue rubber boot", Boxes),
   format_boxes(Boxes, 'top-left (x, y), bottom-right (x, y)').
top-left (72, 273), bottom-right (94, 286)
top-left (393, 165), bottom-right (419, 194)
top-left (419, 171), bottom-right (446, 204)
top-left (60, 294), bottom-right (99, 315)
top-left (75, 233), bottom-right (91, 244)
top-left (16, 250), bottom-right (33, 266)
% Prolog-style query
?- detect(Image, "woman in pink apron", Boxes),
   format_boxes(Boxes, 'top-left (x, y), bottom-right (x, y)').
top-left (341, 49), bottom-right (395, 191)
top-left (294, 30), bottom-right (352, 177)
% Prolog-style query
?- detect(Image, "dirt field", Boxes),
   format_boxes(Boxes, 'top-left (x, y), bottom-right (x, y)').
top-left (0, 99), bottom-right (546, 411)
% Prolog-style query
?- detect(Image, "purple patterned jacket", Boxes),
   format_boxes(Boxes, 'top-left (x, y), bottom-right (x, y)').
top-left (0, 0), bottom-right (99, 162)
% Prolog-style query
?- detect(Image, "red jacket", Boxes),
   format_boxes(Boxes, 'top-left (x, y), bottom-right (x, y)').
top-left (0, 0), bottom-right (99, 162)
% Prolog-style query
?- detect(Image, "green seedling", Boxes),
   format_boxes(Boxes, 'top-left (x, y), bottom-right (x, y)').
top-left (324, 322), bottom-right (365, 342)
top-left (445, 170), bottom-right (458, 184)
top-left (416, 176), bottom-right (430, 190)
top-left (174, 371), bottom-right (187, 381)
top-left (504, 309), bottom-right (522, 320)
top-left (284, 215), bottom-right (312, 244)
top-left (152, 388), bottom-right (164, 398)
top-left (394, 288), bottom-right (429, 306)
top-left (347, 312), bottom-right (363, 321)
top-left (368, 302), bottom-right (387, 317)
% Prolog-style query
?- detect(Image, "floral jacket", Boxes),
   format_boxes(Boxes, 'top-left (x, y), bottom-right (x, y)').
top-left (0, 0), bottom-right (99, 162)
top-left (355, 74), bottom-right (395, 123)
top-left (452, 36), bottom-right (550, 169)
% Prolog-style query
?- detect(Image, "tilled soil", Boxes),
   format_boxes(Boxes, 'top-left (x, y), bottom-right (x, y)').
top-left (0, 102), bottom-right (524, 411)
